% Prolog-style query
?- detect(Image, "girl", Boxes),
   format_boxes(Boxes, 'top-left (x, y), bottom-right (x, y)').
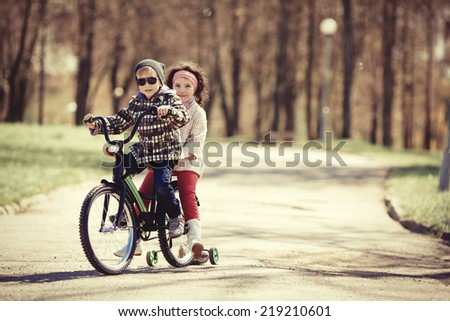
top-left (139, 61), bottom-right (209, 264)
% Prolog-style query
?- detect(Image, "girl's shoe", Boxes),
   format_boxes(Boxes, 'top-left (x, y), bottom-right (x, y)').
top-left (192, 242), bottom-right (204, 259)
top-left (190, 253), bottom-right (209, 265)
top-left (187, 219), bottom-right (207, 264)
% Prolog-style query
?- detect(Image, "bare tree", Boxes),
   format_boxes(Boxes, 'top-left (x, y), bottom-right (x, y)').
top-left (247, 2), bottom-right (276, 140)
top-left (230, 0), bottom-right (250, 135)
top-left (271, 0), bottom-right (302, 141)
top-left (74, 0), bottom-right (96, 125)
top-left (3, 0), bottom-right (47, 122)
top-left (38, 28), bottom-right (47, 125)
top-left (399, 1), bottom-right (415, 149)
top-left (353, 0), bottom-right (383, 144)
top-left (423, 2), bottom-right (436, 150)
top-left (210, 0), bottom-right (233, 136)
top-left (305, 0), bottom-right (317, 140)
top-left (381, 0), bottom-right (398, 147)
top-left (108, 0), bottom-right (130, 113)
top-left (342, 0), bottom-right (355, 139)
top-left (271, 0), bottom-right (288, 140)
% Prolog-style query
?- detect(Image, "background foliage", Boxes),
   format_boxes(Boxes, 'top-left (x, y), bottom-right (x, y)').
top-left (1, 0), bottom-right (450, 148)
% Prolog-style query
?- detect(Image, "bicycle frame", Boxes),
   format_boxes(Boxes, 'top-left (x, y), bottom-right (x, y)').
top-left (123, 175), bottom-right (147, 213)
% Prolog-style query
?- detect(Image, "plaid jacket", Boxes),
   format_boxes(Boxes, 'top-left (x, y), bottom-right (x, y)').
top-left (91, 86), bottom-right (190, 164)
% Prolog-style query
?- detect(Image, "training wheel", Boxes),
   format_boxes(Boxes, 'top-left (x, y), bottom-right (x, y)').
top-left (146, 250), bottom-right (158, 267)
top-left (208, 247), bottom-right (219, 265)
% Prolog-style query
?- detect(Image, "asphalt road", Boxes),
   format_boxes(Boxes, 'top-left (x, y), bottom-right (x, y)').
top-left (1, 146), bottom-right (449, 301)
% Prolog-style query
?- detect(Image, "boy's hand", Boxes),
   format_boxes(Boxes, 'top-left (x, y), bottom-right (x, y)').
top-left (157, 106), bottom-right (172, 118)
top-left (83, 113), bottom-right (96, 129)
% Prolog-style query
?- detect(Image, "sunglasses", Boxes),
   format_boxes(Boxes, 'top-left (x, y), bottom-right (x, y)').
top-left (136, 77), bottom-right (158, 86)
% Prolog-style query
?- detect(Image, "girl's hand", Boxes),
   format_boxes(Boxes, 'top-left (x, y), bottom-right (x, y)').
top-left (157, 106), bottom-right (172, 118)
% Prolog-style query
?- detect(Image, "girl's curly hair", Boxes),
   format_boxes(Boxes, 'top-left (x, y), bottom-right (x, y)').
top-left (166, 61), bottom-right (209, 108)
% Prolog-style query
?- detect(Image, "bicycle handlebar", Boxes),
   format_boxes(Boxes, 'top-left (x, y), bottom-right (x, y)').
top-left (85, 107), bottom-right (173, 145)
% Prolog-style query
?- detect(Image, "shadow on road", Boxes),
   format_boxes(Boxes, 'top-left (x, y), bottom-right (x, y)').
top-left (0, 270), bottom-right (100, 283)
top-left (0, 265), bottom-right (217, 284)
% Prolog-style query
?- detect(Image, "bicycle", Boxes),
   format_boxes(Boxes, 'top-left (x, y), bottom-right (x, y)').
top-left (79, 109), bottom-right (219, 275)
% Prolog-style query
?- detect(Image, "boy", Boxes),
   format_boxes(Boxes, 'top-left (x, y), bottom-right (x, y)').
top-left (84, 59), bottom-right (190, 253)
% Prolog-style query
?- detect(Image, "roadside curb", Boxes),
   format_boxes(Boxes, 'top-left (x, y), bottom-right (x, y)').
top-left (0, 180), bottom-right (102, 216)
top-left (384, 196), bottom-right (450, 243)
top-left (0, 178), bottom-right (123, 217)
top-left (0, 193), bottom-right (49, 216)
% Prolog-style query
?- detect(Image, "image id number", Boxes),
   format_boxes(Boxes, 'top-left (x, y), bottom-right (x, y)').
top-left (260, 305), bottom-right (331, 317)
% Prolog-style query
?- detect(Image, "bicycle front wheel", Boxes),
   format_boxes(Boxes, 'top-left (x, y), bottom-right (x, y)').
top-left (79, 184), bottom-right (138, 275)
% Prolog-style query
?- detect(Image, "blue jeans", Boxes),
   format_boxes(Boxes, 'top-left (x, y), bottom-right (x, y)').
top-left (124, 154), bottom-right (181, 219)
top-left (150, 160), bottom-right (181, 219)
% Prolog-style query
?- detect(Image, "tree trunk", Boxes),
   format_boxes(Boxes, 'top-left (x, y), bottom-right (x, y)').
top-left (5, 0), bottom-right (32, 122)
top-left (283, 1), bottom-right (302, 141)
top-left (342, 0), bottom-right (354, 139)
top-left (370, 88), bottom-right (378, 144)
top-left (230, 0), bottom-right (250, 135)
top-left (271, 0), bottom-right (290, 141)
top-left (381, 0), bottom-right (397, 147)
top-left (423, 3), bottom-right (434, 150)
top-left (305, 0), bottom-right (316, 140)
top-left (254, 76), bottom-right (264, 140)
top-left (75, 0), bottom-right (96, 125)
top-left (400, 4), bottom-right (415, 149)
top-left (5, 0), bottom-right (47, 123)
top-left (253, 30), bottom-right (270, 140)
top-left (109, 0), bottom-right (129, 114)
top-left (211, 0), bottom-right (233, 136)
top-left (38, 30), bottom-right (46, 125)
top-left (231, 6), bottom-right (241, 135)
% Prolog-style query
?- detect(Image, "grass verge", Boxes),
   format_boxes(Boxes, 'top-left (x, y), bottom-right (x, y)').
top-left (344, 140), bottom-right (450, 237)
top-left (0, 123), bottom-right (109, 206)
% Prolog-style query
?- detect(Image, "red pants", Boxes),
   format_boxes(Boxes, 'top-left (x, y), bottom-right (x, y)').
top-left (139, 170), bottom-right (200, 221)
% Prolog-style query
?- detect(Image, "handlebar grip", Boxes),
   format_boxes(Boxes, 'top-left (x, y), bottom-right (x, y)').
top-left (86, 110), bottom-right (154, 145)
top-left (160, 108), bottom-right (174, 119)
top-left (83, 117), bottom-right (94, 125)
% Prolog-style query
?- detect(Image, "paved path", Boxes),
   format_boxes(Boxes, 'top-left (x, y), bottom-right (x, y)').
top-left (0, 146), bottom-right (449, 300)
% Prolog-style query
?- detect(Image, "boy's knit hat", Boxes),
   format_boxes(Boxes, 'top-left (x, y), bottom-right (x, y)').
top-left (134, 59), bottom-right (166, 84)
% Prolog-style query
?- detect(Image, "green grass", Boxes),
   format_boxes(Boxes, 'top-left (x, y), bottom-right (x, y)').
top-left (0, 123), bottom-right (109, 206)
top-left (386, 166), bottom-right (450, 236)
top-left (342, 139), bottom-right (442, 167)
top-left (344, 140), bottom-right (450, 237)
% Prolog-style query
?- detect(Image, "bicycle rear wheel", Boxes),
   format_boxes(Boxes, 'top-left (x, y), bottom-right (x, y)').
top-left (79, 184), bottom-right (138, 275)
top-left (157, 182), bottom-right (192, 267)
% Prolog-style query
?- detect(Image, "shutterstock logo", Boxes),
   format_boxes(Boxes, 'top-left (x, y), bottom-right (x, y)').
top-left (100, 131), bottom-right (347, 169)
top-left (201, 131), bottom-right (347, 168)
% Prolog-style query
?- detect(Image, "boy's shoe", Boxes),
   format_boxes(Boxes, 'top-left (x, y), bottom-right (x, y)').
top-left (113, 240), bottom-right (142, 257)
top-left (169, 215), bottom-right (185, 239)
